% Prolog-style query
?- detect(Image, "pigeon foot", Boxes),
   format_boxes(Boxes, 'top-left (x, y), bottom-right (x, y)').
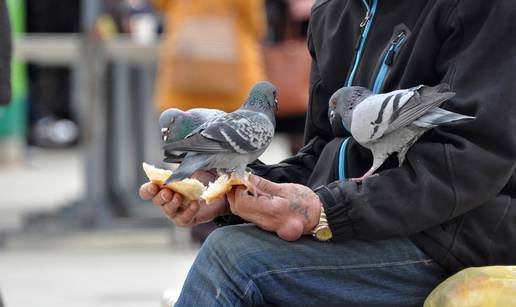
top-left (351, 169), bottom-right (379, 183)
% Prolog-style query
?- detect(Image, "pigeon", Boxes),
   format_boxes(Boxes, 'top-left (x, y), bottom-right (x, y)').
top-left (328, 84), bottom-right (475, 181)
top-left (159, 108), bottom-right (226, 163)
top-left (163, 81), bottom-right (278, 184)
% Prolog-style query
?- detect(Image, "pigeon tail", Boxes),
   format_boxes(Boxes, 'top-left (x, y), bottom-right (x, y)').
top-left (163, 153), bottom-right (186, 164)
top-left (164, 154), bottom-right (209, 184)
top-left (422, 83), bottom-right (451, 94)
top-left (165, 167), bottom-right (193, 184)
top-left (413, 107), bottom-right (475, 128)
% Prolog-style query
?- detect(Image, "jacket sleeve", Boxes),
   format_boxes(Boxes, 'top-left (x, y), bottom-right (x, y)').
top-left (318, 1), bottom-right (516, 241)
top-left (250, 135), bottom-right (327, 184)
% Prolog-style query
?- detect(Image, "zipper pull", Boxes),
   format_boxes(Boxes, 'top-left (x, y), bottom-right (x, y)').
top-left (360, 10), bottom-right (371, 28)
top-left (355, 9), bottom-right (372, 50)
top-left (392, 31), bottom-right (406, 45)
top-left (385, 32), bottom-right (406, 65)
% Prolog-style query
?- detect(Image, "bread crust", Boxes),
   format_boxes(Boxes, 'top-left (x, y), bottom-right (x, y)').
top-left (201, 172), bottom-right (251, 204)
top-left (143, 162), bottom-right (251, 205)
top-left (142, 163), bottom-right (206, 202)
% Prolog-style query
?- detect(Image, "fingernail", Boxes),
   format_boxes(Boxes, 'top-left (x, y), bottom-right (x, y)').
top-left (147, 185), bottom-right (156, 194)
top-left (161, 190), bottom-right (170, 202)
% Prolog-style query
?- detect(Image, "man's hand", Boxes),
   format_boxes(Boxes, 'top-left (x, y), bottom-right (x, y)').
top-left (138, 171), bottom-right (227, 227)
top-left (227, 175), bottom-right (321, 241)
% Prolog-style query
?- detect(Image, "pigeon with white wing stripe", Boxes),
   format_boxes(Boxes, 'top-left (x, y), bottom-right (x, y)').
top-left (163, 81), bottom-right (278, 185)
top-left (159, 108), bottom-right (226, 163)
top-left (328, 84), bottom-right (475, 181)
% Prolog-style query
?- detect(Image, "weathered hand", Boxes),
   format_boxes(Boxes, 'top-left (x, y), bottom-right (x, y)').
top-left (138, 170), bottom-right (228, 227)
top-left (227, 175), bottom-right (321, 241)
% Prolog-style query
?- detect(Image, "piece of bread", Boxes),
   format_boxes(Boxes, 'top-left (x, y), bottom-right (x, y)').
top-left (142, 163), bottom-right (206, 202)
top-left (201, 172), bottom-right (251, 205)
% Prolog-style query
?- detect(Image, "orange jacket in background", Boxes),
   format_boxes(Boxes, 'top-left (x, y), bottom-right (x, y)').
top-left (152, 0), bottom-right (266, 113)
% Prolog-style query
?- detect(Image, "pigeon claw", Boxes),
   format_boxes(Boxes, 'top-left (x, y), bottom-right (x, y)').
top-left (351, 169), bottom-right (379, 183)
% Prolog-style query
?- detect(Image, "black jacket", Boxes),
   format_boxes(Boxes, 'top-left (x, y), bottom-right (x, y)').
top-left (0, 0), bottom-right (11, 105)
top-left (224, 0), bottom-right (516, 273)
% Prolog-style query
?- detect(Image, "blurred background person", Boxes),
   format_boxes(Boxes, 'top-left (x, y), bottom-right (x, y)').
top-left (25, 0), bottom-right (81, 147)
top-left (151, 0), bottom-right (267, 114)
top-left (151, 0), bottom-right (268, 243)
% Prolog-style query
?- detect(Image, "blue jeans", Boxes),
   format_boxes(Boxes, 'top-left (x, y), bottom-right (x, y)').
top-left (176, 224), bottom-right (448, 306)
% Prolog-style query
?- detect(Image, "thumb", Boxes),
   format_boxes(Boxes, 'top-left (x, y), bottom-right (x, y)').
top-left (248, 175), bottom-right (282, 195)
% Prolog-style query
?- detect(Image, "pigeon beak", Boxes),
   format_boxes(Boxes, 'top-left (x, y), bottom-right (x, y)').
top-left (161, 128), bottom-right (170, 142)
top-left (274, 99), bottom-right (279, 113)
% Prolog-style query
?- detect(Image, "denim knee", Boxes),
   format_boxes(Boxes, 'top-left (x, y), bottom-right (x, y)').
top-left (202, 225), bottom-right (256, 262)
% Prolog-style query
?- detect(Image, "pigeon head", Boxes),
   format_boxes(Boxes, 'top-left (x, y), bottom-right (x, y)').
top-left (243, 81), bottom-right (278, 117)
top-left (329, 86), bottom-right (371, 136)
top-left (159, 108), bottom-right (199, 142)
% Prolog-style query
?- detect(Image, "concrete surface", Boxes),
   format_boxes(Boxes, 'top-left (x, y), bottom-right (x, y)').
top-left (0, 234), bottom-right (197, 307)
top-left (0, 135), bottom-right (291, 307)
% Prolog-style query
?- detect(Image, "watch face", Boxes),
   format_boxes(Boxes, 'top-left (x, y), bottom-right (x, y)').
top-left (316, 228), bottom-right (332, 241)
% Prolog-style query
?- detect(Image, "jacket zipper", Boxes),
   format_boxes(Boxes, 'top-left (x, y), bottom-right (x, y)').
top-left (345, 0), bottom-right (378, 86)
top-left (338, 137), bottom-right (351, 180)
top-left (340, 0), bottom-right (378, 180)
top-left (372, 31), bottom-right (407, 93)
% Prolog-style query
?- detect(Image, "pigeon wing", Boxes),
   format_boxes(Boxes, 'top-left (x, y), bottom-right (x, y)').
top-left (163, 111), bottom-right (274, 154)
top-left (200, 111), bottom-right (274, 154)
top-left (385, 85), bottom-right (456, 133)
top-left (162, 133), bottom-right (234, 153)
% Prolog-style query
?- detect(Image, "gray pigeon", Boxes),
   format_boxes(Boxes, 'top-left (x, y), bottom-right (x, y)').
top-left (163, 81), bottom-right (278, 184)
top-left (159, 108), bottom-right (226, 163)
top-left (328, 84), bottom-right (475, 181)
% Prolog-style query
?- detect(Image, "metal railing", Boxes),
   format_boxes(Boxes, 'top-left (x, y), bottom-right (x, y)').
top-left (14, 33), bottom-right (164, 227)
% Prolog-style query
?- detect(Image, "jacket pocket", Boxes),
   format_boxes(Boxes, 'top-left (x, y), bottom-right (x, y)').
top-left (371, 24), bottom-right (411, 94)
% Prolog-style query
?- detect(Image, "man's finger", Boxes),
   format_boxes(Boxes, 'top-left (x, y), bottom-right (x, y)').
top-left (139, 182), bottom-right (159, 200)
top-left (227, 190), bottom-right (237, 207)
top-left (229, 185), bottom-right (275, 218)
top-left (249, 175), bottom-right (282, 196)
top-left (174, 201), bottom-right (199, 226)
top-left (229, 186), bottom-right (283, 231)
top-left (161, 193), bottom-right (183, 219)
top-left (152, 188), bottom-right (173, 207)
top-left (227, 187), bottom-right (245, 215)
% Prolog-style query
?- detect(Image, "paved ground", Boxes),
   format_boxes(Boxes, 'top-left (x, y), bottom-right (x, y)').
top-left (0, 136), bottom-right (290, 307)
top-left (0, 231), bottom-right (197, 307)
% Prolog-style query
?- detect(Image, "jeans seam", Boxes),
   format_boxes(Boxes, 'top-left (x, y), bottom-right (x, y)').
top-left (241, 280), bottom-right (255, 302)
top-left (250, 259), bottom-right (434, 280)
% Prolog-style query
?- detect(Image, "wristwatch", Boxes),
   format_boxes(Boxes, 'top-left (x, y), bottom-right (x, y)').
top-left (311, 205), bottom-right (332, 241)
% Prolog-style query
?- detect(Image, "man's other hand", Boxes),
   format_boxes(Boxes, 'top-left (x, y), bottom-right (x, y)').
top-left (227, 175), bottom-right (321, 241)
top-left (138, 171), bottom-right (227, 227)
